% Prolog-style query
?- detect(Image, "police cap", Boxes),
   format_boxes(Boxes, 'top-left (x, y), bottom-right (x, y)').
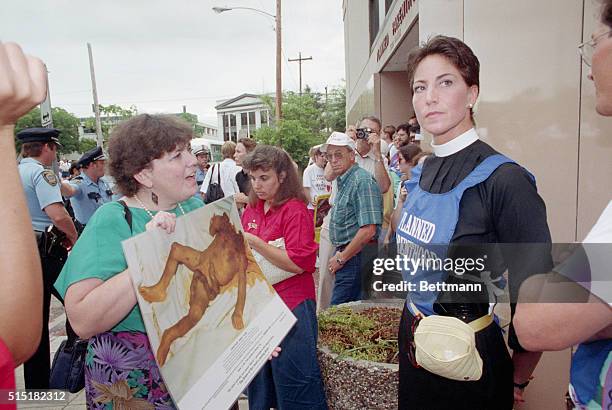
top-left (16, 128), bottom-right (62, 146)
top-left (192, 145), bottom-right (209, 156)
top-left (78, 146), bottom-right (106, 167)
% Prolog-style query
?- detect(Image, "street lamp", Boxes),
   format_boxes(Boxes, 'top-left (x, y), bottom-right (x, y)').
top-left (213, 2), bottom-right (282, 128)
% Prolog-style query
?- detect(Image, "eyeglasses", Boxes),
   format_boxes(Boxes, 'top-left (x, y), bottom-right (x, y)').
top-left (325, 152), bottom-right (347, 161)
top-left (578, 30), bottom-right (612, 67)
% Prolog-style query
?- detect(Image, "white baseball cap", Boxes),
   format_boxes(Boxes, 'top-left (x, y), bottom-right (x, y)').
top-left (320, 132), bottom-right (356, 153)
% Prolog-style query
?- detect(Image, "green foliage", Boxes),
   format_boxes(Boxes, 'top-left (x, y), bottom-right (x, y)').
top-left (78, 138), bottom-right (98, 153)
top-left (178, 112), bottom-right (198, 126)
top-left (253, 86), bottom-right (348, 169)
top-left (318, 306), bottom-right (401, 364)
top-left (254, 120), bottom-right (321, 169)
top-left (326, 84), bottom-right (347, 132)
top-left (15, 107), bottom-right (81, 154)
top-left (83, 104), bottom-right (137, 142)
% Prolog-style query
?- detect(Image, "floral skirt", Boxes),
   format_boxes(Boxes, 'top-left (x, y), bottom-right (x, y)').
top-left (84, 331), bottom-right (176, 409)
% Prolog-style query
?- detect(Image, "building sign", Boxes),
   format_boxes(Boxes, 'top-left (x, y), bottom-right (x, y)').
top-left (376, 34), bottom-right (390, 62)
top-left (376, 0), bottom-right (418, 63)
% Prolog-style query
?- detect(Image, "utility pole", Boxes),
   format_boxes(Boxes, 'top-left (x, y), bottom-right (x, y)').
top-left (87, 43), bottom-right (104, 147)
top-left (275, 0), bottom-right (282, 126)
top-left (324, 86), bottom-right (329, 133)
top-left (40, 66), bottom-right (53, 128)
top-left (288, 52), bottom-right (313, 95)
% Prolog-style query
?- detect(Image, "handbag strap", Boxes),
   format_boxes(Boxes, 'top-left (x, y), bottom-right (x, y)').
top-left (117, 200), bottom-right (133, 233)
top-left (409, 302), bottom-right (492, 332)
top-left (216, 163), bottom-right (221, 184)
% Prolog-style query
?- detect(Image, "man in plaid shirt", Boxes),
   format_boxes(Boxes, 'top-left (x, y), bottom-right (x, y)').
top-left (321, 132), bottom-right (382, 304)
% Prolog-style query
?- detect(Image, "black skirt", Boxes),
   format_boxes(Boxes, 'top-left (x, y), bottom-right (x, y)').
top-left (398, 304), bottom-right (513, 410)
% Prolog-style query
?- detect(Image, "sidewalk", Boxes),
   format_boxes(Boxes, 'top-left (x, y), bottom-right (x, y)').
top-left (15, 297), bottom-right (248, 409)
top-left (14, 297), bottom-right (85, 409)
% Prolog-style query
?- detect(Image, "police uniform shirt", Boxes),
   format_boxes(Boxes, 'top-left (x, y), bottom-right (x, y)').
top-left (195, 167), bottom-right (207, 187)
top-left (19, 158), bottom-right (63, 231)
top-left (68, 173), bottom-right (113, 224)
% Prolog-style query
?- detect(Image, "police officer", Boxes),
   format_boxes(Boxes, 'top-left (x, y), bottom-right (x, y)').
top-left (17, 127), bottom-right (78, 389)
top-left (63, 146), bottom-right (113, 230)
top-left (192, 145), bottom-right (209, 200)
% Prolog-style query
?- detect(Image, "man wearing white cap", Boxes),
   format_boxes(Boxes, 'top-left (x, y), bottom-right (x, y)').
top-left (320, 132), bottom-right (382, 304)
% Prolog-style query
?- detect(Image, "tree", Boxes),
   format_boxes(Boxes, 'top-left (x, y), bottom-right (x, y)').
top-left (254, 120), bottom-right (322, 169)
top-left (252, 84), bottom-right (348, 169)
top-left (15, 107), bottom-right (81, 155)
top-left (253, 90), bottom-right (330, 169)
top-left (78, 138), bottom-right (98, 153)
top-left (326, 83), bottom-right (347, 132)
top-left (83, 104), bottom-right (137, 142)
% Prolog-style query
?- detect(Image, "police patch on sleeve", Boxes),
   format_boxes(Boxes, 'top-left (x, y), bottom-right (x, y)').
top-left (42, 170), bottom-right (58, 186)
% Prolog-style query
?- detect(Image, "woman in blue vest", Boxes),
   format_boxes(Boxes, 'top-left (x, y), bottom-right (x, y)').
top-left (515, 1), bottom-right (612, 408)
top-left (396, 36), bottom-right (553, 409)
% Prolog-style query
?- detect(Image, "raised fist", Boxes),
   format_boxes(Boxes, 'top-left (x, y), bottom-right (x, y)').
top-left (0, 42), bottom-right (47, 128)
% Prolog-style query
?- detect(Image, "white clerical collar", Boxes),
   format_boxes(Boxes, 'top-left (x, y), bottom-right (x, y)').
top-left (431, 128), bottom-right (479, 157)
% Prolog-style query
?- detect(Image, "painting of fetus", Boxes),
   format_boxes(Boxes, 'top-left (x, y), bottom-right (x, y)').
top-left (138, 212), bottom-right (248, 366)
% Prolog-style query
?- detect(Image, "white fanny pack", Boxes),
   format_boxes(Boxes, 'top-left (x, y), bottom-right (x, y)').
top-left (410, 302), bottom-right (493, 381)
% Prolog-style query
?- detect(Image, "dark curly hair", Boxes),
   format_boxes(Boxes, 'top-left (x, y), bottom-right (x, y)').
top-left (108, 114), bottom-right (193, 196)
top-left (241, 145), bottom-right (308, 208)
top-left (406, 35), bottom-right (480, 122)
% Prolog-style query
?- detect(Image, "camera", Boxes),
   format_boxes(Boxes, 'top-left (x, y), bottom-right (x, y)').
top-left (355, 127), bottom-right (372, 140)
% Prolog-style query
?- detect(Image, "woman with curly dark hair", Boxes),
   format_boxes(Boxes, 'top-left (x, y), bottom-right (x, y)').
top-left (55, 114), bottom-right (202, 409)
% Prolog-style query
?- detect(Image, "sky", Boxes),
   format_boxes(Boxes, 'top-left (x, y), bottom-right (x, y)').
top-left (0, 0), bottom-right (346, 125)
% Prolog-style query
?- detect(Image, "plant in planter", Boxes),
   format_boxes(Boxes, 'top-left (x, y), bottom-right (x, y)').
top-left (318, 302), bottom-right (402, 410)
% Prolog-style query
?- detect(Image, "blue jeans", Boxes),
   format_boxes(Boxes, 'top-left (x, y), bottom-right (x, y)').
top-left (330, 249), bottom-right (363, 305)
top-left (247, 299), bottom-right (328, 410)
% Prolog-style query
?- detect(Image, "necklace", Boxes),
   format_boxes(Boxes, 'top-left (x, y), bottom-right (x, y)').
top-left (134, 194), bottom-right (185, 219)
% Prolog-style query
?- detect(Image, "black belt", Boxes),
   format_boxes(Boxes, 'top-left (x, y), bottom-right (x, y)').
top-left (433, 302), bottom-right (490, 323)
top-left (336, 239), bottom-right (377, 252)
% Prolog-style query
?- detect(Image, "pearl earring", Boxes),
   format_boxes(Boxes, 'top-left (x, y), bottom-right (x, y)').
top-left (467, 103), bottom-right (473, 109)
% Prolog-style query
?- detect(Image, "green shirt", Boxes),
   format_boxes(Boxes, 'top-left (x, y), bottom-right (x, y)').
top-left (54, 197), bottom-right (203, 333)
top-left (329, 163), bottom-right (382, 246)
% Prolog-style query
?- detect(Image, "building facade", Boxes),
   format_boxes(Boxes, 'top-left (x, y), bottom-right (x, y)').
top-left (215, 93), bottom-right (271, 141)
top-left (195, 122), bottom-right (219, 139)
top-left (79, 111), bottom-right (219, 141)
top-left (344, 0), bottom-right (612, 242)
top-left (344, 1), bottom-right (612, 408)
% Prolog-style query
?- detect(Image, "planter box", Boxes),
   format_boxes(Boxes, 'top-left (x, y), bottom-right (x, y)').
top-left (318, 300), bottom-right (403, 410)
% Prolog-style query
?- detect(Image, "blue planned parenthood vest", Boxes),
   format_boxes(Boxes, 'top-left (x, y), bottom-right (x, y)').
top-left (395, 154), bottom-right (526, 316)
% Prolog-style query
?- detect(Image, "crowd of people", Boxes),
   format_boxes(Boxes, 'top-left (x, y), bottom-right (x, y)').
top-left (0, 1), bottom-right (610, 409)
